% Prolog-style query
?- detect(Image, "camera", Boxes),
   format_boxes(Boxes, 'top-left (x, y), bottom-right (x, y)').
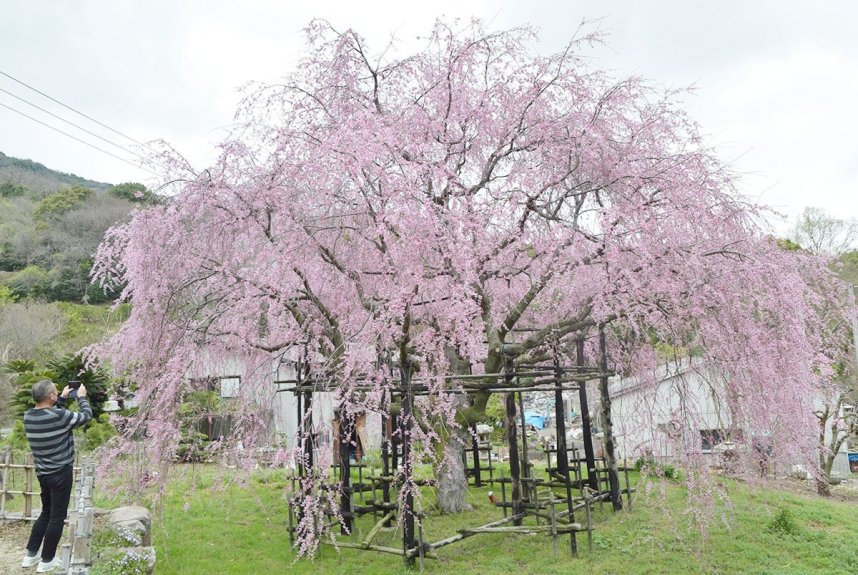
top-left (68, 380), bottom-right (81, 399)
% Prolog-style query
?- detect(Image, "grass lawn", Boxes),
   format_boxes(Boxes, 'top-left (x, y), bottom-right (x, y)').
top-left (101, 463), bottom-right (858, 575)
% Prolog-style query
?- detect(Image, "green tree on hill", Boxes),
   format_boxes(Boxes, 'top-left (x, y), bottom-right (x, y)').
top-left (33, 186), bottom-right (93, 225)
top-left (0, 182), bottom-right (26, 198)
top-left (108, 182), bottom-right (158, 204)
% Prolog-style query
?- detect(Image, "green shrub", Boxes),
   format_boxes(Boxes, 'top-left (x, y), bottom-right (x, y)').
top-left (176, 431), bottom-right (211, 463)
top-left (7, 265), bottom-right (51, 299)
top-left (768, 508), bottom-right (801, 536)
top-left (0, 419), bottom-right (29, 450)
top-left (81, 414), bottom-right (118, 451)
top-left (0, 284), bottom-right (15, 306)
top-left (633, 456), bottom-right (680, 480)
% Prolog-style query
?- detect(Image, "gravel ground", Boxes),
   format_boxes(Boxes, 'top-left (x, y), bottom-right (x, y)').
top-left (0, 521), bottom-right (30, 573)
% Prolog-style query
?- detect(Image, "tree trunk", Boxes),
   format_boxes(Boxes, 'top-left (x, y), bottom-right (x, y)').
top-left (816, 477), bottom-right (831, 497)
top-left (598, 327), bottom-right (623, 511)
top-left (435, 427), bottom-right (473, 513)
top-left (815, 395), bottom-right (846, 498)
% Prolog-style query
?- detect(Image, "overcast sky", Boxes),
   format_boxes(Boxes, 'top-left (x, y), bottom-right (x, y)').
top-left (1, 1), bottom-right (856, 236)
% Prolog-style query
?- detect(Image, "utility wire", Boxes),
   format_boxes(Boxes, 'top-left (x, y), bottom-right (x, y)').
top-left (0, 86), bottom-right (150, 162)
top-left (0, 101), bottom-right (159, 176)
top-left (0, 68), bottom-right (157, 152)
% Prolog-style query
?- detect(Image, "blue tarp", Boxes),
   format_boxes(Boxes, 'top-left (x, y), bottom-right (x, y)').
top-left (524, 412), bottom-right (545, 430)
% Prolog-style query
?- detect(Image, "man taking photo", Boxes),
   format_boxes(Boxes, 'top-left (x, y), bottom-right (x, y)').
top-left (21, 379), bottom-right (92, 573)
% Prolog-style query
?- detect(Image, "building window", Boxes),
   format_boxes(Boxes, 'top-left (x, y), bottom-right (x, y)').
top-left (217, 376), bottom-right (241, 398)
top-left (700, 429), bottom-right (735, 452)
top-left (196, 375), bottom-right (241, 398)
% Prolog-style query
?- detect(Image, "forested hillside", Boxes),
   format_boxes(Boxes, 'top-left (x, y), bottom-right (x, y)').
top-left (0, 151), bottom-right (149, 425)
top-left (0, 151), bottom-right (155, 303)
top-left (0, 150), bottom-right (112, 194)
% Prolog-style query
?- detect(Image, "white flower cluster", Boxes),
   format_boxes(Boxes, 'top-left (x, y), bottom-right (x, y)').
top-left (115, 525), bottom-right (142, 547)
top-left (107, 549), bottom-right (150, 575)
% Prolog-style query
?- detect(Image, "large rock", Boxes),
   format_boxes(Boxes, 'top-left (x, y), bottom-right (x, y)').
top-left (108, 505), bottom-right (152, 546)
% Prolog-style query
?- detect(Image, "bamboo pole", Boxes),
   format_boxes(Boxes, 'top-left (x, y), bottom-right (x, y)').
top-left (24, 453), bottom-right (33, 519)
top-left (0, 448), bottom-right (9, 520)
top-left (362, 512), bottom-right (395, 548)
top-left (324, 541), bottom-right (407, 556)
top-left (427, 514), bottom-right (523, 550)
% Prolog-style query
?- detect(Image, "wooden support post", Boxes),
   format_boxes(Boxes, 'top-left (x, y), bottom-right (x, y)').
top-left (553, 347), bottom-right (577, 557)
top-left (304, 391), bottom-right (314, 470)
top-left (381, 398), bottom-right (393, 528)
top-left (391, 411), bottom-right (399, 473)
top-left (584, 492), bottom-right (593, 555)
top-left (550, 491), bottom-right (558, 557)
top-left (598, 326), bottom-right (623, 512)
top-left (288, 475), bottom-right (295, 546)
top-left (624, 464), bottom-right (632, 511)
top-left (294, 385), bottom-right (305, 527)
top-left (400, 360), bottom-right (416, 566)
top-left (471, 422), bottom-right (482, 487)
top-left (576, 337), bottom-right (599, 493)
top-left (296, 392), bottom-right (303, 475)
top-left (416, 500), bottom-right (425, 573)
top-left (338, 410), bottom-right (353, 534)
top-left (504, 355), bottom-right (524, 526)
top-left (500, 468), bottom-right (507, 518)
top-left (518, 392), bottom-right (529, 484)
top-left (572, 445), bottom-right (581, 485)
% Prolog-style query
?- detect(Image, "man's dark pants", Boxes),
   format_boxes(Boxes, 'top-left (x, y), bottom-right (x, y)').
top-left (25, 464), bottom-right (73, 561)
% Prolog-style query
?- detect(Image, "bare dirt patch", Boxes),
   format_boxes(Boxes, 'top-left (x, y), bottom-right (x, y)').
top-left (0, 521), bottom-right (30, 572)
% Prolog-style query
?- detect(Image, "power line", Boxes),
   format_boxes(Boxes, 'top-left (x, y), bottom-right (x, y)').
top-left (0, 68), bottom-right (156, 152)
top-left (0, 86), bottom-right (150, 162)
top-left (0, 101), bottom-right (159, 176)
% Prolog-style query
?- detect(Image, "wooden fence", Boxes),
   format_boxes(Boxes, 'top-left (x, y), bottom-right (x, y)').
top-left (0, 449), bottom-right (82, 521)
top-left (0, 449), bottom-right (95, 574)
top-left (62, 460), bottom-right (95, 575)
